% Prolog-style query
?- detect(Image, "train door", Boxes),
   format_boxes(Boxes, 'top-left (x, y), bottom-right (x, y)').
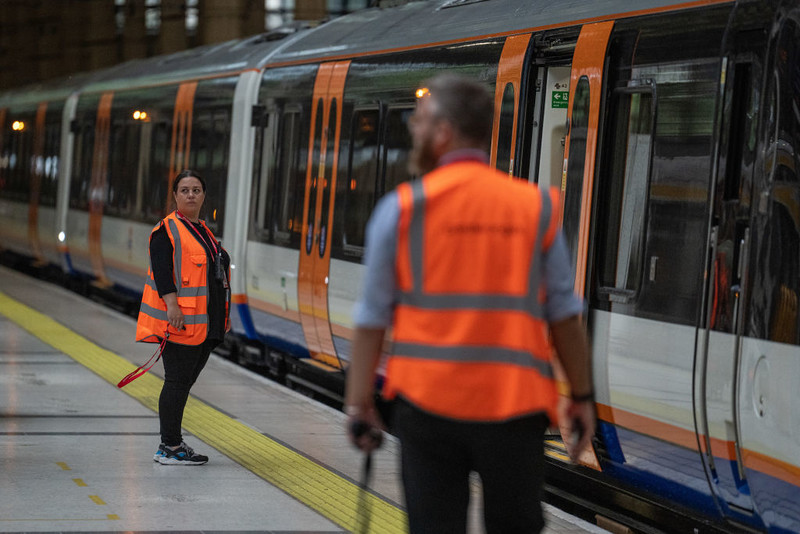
top-left (561, 21), bottom-right (614, 297)
top-left (700, 3), bottom-right (799, 527)
top-left (697, 3), bottom-right (774, 519)
top-left (298, 61), bottom-right (350, 370)
top-left (491, 34), bottom-right (530, 175)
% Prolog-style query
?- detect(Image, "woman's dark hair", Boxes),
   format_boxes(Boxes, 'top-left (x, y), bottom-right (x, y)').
top-left (172, 169), bottom-right (206, 193)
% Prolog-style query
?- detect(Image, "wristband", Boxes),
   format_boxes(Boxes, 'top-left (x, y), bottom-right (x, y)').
top-left (571, 391), bottom-right (595, 403)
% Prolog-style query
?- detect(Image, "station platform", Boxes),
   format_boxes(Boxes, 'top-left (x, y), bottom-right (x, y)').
top-left (0, 265), bottom-right (606, 534)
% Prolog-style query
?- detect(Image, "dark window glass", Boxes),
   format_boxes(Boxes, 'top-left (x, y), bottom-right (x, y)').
top-left (383, 106), bottom-right (414, 195)
top-left (189, 109), bottom-right (230, 233)
top-left (748, 19), bottom-right (800, 344)
top-left (496, 83), bottom-right (515, 175)
top-left (272, 109), bottom-right (305, 247)
top-left (107, 121), bottom-right (140, 218)
top-left (306, 99), bottom-right (324, 255)
top-left (40, 111), bottom-right (62, 207)
top-left (249, 109), bottom-right (273, 243)
top-left (2, 113), bottom-right (34, 202)
top-left (144, 120), bottom-right (171, 223)
top-left (342, 108), bottom-right (379, 255)
top-left (319, 100), bottom-right (336, 257)
top-left (596, 87), bottom-right (654, 302)
top-left (70, 119), bottom-right (96, 211)
top-left (563, 76), bottom-right (590, 278)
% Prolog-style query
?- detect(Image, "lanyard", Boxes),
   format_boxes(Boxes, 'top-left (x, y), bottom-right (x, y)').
top-left (175, 210), bottom-right (219, 256)
top-left (118, 332), bottom-right (168, 388)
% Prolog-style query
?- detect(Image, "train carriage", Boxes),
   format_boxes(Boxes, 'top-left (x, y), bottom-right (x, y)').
top-left (1, 0), bottom-right (799, 531)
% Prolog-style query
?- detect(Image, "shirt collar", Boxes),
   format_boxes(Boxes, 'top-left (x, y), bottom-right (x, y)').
top-left (437, 148), bottom-right (489, 167)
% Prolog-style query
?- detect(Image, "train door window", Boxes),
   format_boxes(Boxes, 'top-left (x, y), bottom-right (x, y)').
top-left (749, 18), bottom-right (800, 344)
top-left (306, 100), bottom-right (324, 254)
top-left (596, 84), bottom-right (655, 302)
top-left (593, 45), bottom-right (720, 324)
top-left (319, 100), bottom-right (337, 257)
top-left (534, 67), bottom-right (571, 189)
top-left (209, 110), bottom-right (230, 232)
top-left (341, 108), bottom-right (379, 255)
top-left (562, 76), bottom-right (590, 272)
top-left (70, 121), bottom-right (95, 211)
top-left (273, 108), bottom-right (305, 248)
top-left (250, 108), bottom-right (276, 243)
top-left (188, 108), bottom-right (230, 233)
top-left (382, 106), bottom-right (414, 195)
top-left (108, 120), bottom-right (140, 218)
top-left (7, 113), bottom-right (33, 202)
top-left (144, 119), bottom-right (170, 223)
top-left (496, 83), bottom-right (515, 175)
top-left (41, 112), bottom-right (61, 207)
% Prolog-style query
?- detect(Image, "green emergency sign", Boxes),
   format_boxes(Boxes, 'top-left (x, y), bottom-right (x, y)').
top-left (551, 91), bottom-right (569, 109)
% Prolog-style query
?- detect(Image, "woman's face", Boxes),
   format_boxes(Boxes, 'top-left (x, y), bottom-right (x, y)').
top-left (173, 176), bottom-right (205, 219)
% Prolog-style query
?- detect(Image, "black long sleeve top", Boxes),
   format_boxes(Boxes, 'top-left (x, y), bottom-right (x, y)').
top-left (149, 220), bottom-right (230, 342)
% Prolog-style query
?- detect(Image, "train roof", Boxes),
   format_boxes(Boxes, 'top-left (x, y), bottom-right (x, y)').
top-left (0, 0), bottom-right (734, 102)
top-left (268, 0), bottom-right (735, 64)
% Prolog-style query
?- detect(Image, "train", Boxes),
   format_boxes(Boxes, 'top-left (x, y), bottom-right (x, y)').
top-left (1, 0), bottom-right (799, 531)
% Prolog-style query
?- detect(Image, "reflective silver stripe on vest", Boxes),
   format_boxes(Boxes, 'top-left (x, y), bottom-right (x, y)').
top-left (138, 302), bottom-right (208, 325)
top-left (144, 277), bottom-right (207, 298)
top-left (393, 341), bottom-right (554, 377)
top-left (400, 182), bottom-right (552, 317)
top-left (168, 218), bottom-right (183, 287)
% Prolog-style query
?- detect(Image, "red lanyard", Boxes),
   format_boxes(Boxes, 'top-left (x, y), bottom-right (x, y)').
top-left (176, 210), bottom-right (218, 256)
top-left (118, 332), bottom-right (168, 388)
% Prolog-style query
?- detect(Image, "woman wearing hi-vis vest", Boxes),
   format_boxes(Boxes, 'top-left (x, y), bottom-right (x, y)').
top-left (136, 170), bottom-right (230, 465)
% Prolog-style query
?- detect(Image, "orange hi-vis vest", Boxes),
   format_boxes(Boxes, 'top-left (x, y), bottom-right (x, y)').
top-left (136, 212), bottom-right (215, 346)
top-left (383, 160), bottom-right (562, 423)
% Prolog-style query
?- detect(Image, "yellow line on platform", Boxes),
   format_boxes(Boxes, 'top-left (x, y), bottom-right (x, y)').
top-left (0, 291), bottom-right (407, 534)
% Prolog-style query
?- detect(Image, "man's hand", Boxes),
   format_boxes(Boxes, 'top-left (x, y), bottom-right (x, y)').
top-left (346, 404), bottom-right (385, 453)
top-left (565, 398), bottom-right (596, 462)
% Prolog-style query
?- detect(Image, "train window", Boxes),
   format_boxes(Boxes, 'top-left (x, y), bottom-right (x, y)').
top-left (319, 100), bottom-right (337, 258)
top-left (107, 121), bottom-right (141, 218)
top-left (306, 100), bottom-right (324, 255)
top-left (596, 85), bottom-right (654, 301)
top-left (562, 76), bottom-right (590, 277)
top-left (144, 120), bottom-right (171, 223)
top-left (748, 19), bottom-right (800, 344)
top-left (40, 114), bottom-right (61, 208)
top-left (382, 106), bottom-right (414, 195)
top-left (272, 108), bottom-right (305, 247)
top-left (70, 121), bottom-right (95, 211)
top-left (341, 108), bottom-right (379, 255)
top-left (249, 109), bottom-right (275, 243)
top-left (189, 109), bottom-right (230, 233)
top-left (3, 113), bottom-right (33, 202)
top-left (496, 83), bottom-right (515, 175)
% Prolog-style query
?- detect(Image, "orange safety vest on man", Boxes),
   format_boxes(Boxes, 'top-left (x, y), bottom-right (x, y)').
top-left (136, 212), bottom-right (217, 345)
top-left (382, 160), bottom-right (562, 423)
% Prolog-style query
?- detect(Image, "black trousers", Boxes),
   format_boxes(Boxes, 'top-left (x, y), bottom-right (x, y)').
top-left (393, 398), bottom-right (548, 534)
top-left (158, 339), bottom-right (216, 446)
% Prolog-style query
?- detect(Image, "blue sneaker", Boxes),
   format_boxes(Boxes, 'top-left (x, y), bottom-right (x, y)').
top-left (154, 441), bottom-right (208, 465)
top-left (153, 443), bottom-right (167, 462)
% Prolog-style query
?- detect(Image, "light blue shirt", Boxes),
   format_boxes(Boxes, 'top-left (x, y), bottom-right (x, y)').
top-left (353, 189), bottom-right (584, 328)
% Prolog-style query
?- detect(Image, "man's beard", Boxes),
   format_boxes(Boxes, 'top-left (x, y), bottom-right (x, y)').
top-left (408, 140), bottom-right (438, 176)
